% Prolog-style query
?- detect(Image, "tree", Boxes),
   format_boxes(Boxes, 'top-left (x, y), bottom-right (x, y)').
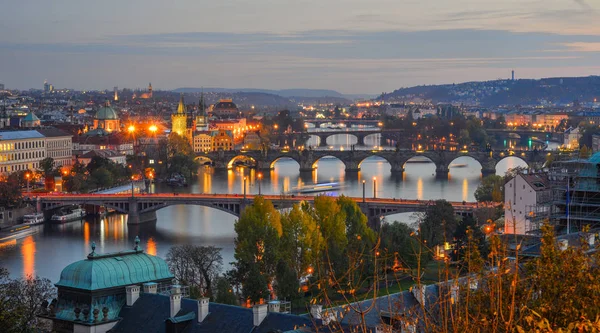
top-left (311, 196), bottom-right (347, 276)
top-left (242, 265), bottom-right (269, 304)
top-left (380, 222), bottom-right (426, 268)
top-left (0, 174), bottom-right (22, 207)
top-left (419, 200), bottom-right (458, 247)
top-left (474, 175), bottom-right (504, 202)
top-left (0, 268), bottom-right (56, 333)
top-left (90, 167), bottom-right (114, 189)
top-left (274, 259), bottom-right (299, 301)
top-left (233, 197), bottom-right (282, 302)
top-left (213, 275), bottom-right (237, 305)
top-left (280, 204), bottom-right (322, 280)
top-left (38, 157), bottom-right (55, 191)
top-left (165, 245), bottom-right (223, 298)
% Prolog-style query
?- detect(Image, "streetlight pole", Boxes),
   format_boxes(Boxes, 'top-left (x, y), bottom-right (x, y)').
top-left (243, 176), bottom-right (247, 199)
top-left (373, 177), bottom-right (377, 199)
top-left (131, 176), bottom-right (135, 198)
top-left (258, 173), bottom-right (262, 196)
top-left (26, 173), bottom-right (30, 193)
top-left (362, 180), bottom-right (366, 203)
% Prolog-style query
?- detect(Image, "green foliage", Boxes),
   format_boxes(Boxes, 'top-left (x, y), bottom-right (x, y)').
top-left (275, 260), bottom-right (299, 301)
top-left (280, 205), bottom-right (323, 279)
top-left (474, 175), bottom-right (504, 202)
top-left (380, 222), bottom-right (426, 268)
top-left (311, 196), bottom-right (348, 275)
top-left (242, 265), bottom-right (269, 304)
top-left (38, 157), bottom-right (55, 178)
top-left (0, 173), bottom-right (23, 207)
top-left (234, 197), bottom-right (282, 303)
top-left (213, 276), bottom-right (238, 305)
top-left (419, 200), bottom-right (458, 247)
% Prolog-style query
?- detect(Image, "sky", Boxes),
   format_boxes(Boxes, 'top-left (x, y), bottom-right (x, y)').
top-left (1, 0), bottom-right (600, 94)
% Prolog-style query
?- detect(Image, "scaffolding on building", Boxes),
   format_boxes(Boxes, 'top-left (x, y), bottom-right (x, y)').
top-left (533, 152), bottom-right (600, 234)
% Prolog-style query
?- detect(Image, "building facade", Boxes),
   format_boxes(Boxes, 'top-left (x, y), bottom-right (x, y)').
top-left (171, 94), bottom-right (192, 142)
top-left (211, 130), bottom-right (234, 151)
top-left (93, 101), bottom-right (120, 132)
top-left (193, 131), bottom-right (212, 153)
top-left (36, 128), bottom-right (73, 168)
top-left (212, 99), bottom-right (239, 118)
top-left (504, 172), bottom-right (551, 235)
top-left (211, 118), bottom-right (247, 143)
top-left (0, 130), bottom-right (46, 174)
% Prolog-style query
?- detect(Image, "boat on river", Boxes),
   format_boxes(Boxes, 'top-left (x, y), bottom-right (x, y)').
top-left (50, 206), bottom-right (86, 224)
top-left (22, 213), bottom-right (45, 225)
top-left (293, 182), bottom-right (342, 194)
top-left (0, 224), bottom-right (40, 242)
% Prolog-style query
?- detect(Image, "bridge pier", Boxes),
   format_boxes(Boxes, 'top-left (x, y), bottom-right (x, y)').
top-left (390, 163), bottom-right (405, 175)
top-left (128, 211), bottom-right (157, 224)
top-left (356, 135), bottom-right (366, 146)
top-left (435, 165), bottom-right (450, 179)
top-left (257, 160), bottom-right (274, 171)
top-left (318, 136), bottom-right (328, 147)
top-left (481, 168), bottom-right (496, 177)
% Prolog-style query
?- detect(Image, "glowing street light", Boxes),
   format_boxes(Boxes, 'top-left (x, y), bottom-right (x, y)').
top-left (362, 180), bottom-right (366, 203)
top-left (149, 125), bottom-right (158, 133)
top-left (243, 176), bottom-right (247, 199)
top-left (373, 177), bottom-right (377, 199)
top-left (25, 172), bottom-right (30, 193)
top-left (128, 125), bottom-right (136, 133)
top-left (257, 173), bottom-right (263, 195)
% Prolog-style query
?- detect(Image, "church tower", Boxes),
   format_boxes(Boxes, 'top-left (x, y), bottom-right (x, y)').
top-left (195, 92), bottom-right (208, 130)
top-left (172, 94), bottom-right (189, 139)
top-left (148, 83), bottom-right (153, 98)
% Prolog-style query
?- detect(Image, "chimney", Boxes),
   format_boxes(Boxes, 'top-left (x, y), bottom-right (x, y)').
top-left (143, 282), bottom-right (157, 294)
top-left (253, 304), bottom-right (268, 327)
top-left (310, 304), bottom-right (322, 320)
top-left (170, 285), bottom-right (182, 317)
top-left (125, 285), bottom-right (140, 306)
top-left (587, 233), bottom-right (596, 247)
top-left (450, 284), bottom-right (459, 305)
top-left (412, 284), bottom-right (426, 306)
top-left (267, 300), bottom-right (280, 313)
top-left (469, 279), bottom-right (478, 290)
top-left (198, 297), bottom-right (209, 323)
top-left (558, 239), bottom-right (569, 251)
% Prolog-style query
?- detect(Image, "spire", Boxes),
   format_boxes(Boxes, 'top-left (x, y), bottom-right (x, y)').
top-left (177, 93), bottom-right (186, 114)
top-left (105, 100), bottom-right (111, 108)
top-left (198, 92), bottom-right (206, 116)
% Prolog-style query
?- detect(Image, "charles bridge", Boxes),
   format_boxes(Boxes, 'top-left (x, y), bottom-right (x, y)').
top-left (200, 148), bottom-right (549, 178)
top-left (34, 193), bottom-right (488, 226)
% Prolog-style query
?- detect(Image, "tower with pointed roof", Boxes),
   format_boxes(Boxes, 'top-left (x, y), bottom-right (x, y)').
top-left (22, 111), bottom-right (41, 128)
top-left (171, 94), bottom-right (190, 140)
top-left (148, 82), bottom-right (153, 98)
top-left (195, 92), bottom-right (208, 131)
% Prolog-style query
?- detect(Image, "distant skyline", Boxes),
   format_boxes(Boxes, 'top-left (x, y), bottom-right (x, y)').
top-left (2, 0), bottom-right (600, 94)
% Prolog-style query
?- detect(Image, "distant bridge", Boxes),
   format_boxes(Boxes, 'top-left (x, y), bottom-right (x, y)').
top-left (304, 118), bottom-right (380, 128)
top-left (306, 129), bottom-right (387, 146)
top-left (35, 193), bottom-right (485, 226)
top-left (199, 149), bottom-right (550, 178)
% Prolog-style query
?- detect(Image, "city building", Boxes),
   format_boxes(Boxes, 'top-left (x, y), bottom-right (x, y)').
top-left (532, 113), bottom-right (568, 129)
top-left (0, 130), bottom-right (46, 174)
top-left (193, 131), bottom-right (213, 153)
top-left (211, 118), bottom-right (247, 143)
top-left (212, 98), bottom-right (240, 118)
top-left (78, 149), bottom-right (127, 166)
top-left (171, 94), bottom-right (192, 141)
top-left (505, 113), bottom-right (533, 127)
top-left (21, 111), bottom-right (41, 128)
top-left (38, 239), bottom-right (316, 333)
top-left (504, 172), bottom-right (551, 235)
top-left (93, 101), bottom-right (120, 132)
top-left (243, 131), bottom-right (262, 150)
top-left (563, 127), bottom-right (581, 149)
top-left (211, 129), bottom-right (234, 151)
top-left (36, 128), bottom-right (73, 168)
top-left (592, 134), bottom-right (600, 152)
top-left (0, 106), bottom-right (10, 129)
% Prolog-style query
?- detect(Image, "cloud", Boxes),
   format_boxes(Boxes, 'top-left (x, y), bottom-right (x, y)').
top-left (573, 0), bottom-right (593, 10)
top-left (560, 42), bottom-right (600, 52)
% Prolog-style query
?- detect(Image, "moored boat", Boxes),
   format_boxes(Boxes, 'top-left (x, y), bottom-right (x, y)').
top-left (23, 213), bottom-right (45, 225)
top-left (50, 206), bottom-right (86, 224)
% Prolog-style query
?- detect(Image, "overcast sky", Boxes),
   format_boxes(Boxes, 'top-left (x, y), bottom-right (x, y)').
top-left (1, 0), bottom-right (599, 94)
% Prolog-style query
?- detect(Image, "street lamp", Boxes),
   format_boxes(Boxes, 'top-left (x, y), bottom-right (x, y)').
top-left (25, 172), bottom-right (30, 193)
top-left (149, 124), bottom-right (158, 133)
top-left (257, 173), bottom-right (263, 196)
top-left (373, 177), bottom-right (377, 199)
top-left (131, 175), bottom-right (135, 198)
top-left (362, 179), bottom-right (366, 203)
top-left (243, 176), bottom-right (247, 199)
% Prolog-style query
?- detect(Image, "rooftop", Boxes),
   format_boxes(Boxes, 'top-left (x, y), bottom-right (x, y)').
top-left (56, 238), bottom-right (173, 291)
top-left (0, 130), bottom-right (45, 140)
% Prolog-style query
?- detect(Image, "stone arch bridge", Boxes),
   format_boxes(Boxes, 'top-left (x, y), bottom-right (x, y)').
top-left (201, 149), bottom-right (550, 178)
top-left (35, 193), bottom-right (483, 226)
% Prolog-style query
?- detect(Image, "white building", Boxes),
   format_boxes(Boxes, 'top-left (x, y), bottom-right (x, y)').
top-left (0, 128), bottom-right (73, 175)
top-left (0, 130), bottom-right (47, 174)
top-left (504, 172), bottom-right (551, 235)
top-left (36, 128), bottom-right (73, 168)
top-left (563, 127), bottom-right (581, 149)
top-left (193, 131), bottom-right (212, 153)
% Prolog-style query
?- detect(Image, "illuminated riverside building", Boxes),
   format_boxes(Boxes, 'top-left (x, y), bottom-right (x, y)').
top-left (0, 128), bottom-right (73, 174)
top-left (211, 118), bottom-right (247, 143)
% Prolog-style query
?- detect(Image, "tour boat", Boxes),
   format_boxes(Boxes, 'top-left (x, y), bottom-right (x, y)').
top-left (22, 213), bottom-right (45, 225)
top-left (295, 182), bottom-right (342, 194)
top-left (449, 163), bottom-right (468, 168)
top-left (50, 206), bottom-right (86, 224)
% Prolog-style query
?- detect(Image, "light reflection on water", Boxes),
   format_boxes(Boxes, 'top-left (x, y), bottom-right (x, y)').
top-left (0, 133), bottom-right (533, 281)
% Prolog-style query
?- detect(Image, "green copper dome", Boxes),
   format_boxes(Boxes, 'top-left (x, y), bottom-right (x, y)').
top-left (56, 245), bottom-right (173, 291)
top-left (23, 112), bottom-right (40, 122)
top-left (96, 102), bottom-right (119, 120)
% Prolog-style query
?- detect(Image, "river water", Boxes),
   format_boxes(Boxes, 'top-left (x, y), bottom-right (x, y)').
top-left (0, 130), bottom-right (544, 281)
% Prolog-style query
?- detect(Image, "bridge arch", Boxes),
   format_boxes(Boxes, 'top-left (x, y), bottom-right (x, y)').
top-left (194, 155), bottom-right (213, 166)
top-left (444, 155), bottom-right (484, 176)
top-left (495, 154), bottom-right (530, 174)
top-left (269, 155), bottom-right (301, 169)
top-left (311, 155), bottom-right (346, 169)
top-left (227, 155), bottom-right (257, 169)
top-left (357, 154), bottom-right (393, 170)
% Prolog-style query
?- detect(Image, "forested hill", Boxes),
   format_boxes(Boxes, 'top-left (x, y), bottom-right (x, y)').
top-left (382, 76), bottom-right (600, 106)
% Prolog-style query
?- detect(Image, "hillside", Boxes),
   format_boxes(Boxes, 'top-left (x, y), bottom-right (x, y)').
top-left (383, 75), bottom-right (600, 106)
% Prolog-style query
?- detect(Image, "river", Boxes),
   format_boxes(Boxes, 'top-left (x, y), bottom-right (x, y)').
top-left (0, 130), bottom-right (546, 281)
